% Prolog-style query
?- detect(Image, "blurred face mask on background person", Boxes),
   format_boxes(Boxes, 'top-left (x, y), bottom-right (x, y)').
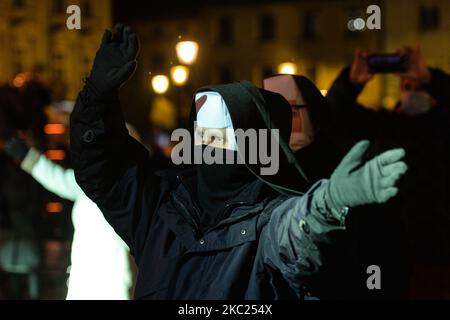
top-left (263, 75), bottom-right (314, 152)
top-left (399, 91), bottom-right (433, 116)
top-left (398, 77), bottom-right (433, 116)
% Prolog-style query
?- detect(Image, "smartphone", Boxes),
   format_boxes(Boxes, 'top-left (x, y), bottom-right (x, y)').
top-left (367, 54), bottom-right (407, 73)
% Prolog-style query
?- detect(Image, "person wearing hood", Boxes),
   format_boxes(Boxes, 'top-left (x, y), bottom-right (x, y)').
top-left (263, 75), bottom-right (364, 298)
top-left (263, 75), bottom-right (344, 186)
top-left (3, 133), bottom-right (134, 300)
top-left (70, 24), bottom-right (408, 299)
top-left (326, 46), bottom-right (450, 298)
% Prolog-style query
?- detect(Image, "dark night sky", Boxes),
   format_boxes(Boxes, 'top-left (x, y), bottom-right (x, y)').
top-left (113, 0), bottom-right (319, 21)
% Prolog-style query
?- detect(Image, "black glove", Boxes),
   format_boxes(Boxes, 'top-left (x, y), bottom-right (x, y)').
top-left (87, 24), bottom-right (140, 97)
top-left (5, 137), bottom-right (29, 162)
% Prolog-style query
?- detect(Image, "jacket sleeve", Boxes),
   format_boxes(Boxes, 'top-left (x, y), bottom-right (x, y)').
top-left (70, 84), bottom-right (155, 253)
top-left (261, 180), bottom-right (348, 297)
top-left (20, 148), bottom-right (83, 202)
top-left (326, 67), bottom-right (380, 141)
top-left (426, 68), bottom-right (450, 108)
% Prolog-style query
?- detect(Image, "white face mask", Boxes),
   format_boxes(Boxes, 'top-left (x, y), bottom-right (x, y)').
top-left (195, 92), bottom-right (237, 151)
top-left (399, 91), bottom-right (433, 116)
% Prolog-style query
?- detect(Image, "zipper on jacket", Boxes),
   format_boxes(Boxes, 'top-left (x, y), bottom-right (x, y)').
top-left (175, 175), bottom-right (266, 236)
top-left (176, 175), bottom-right (205, 226)
top-left (171, 191), bottom-right (203, 239)
top-left (204, 201), bottom-right (249, 233)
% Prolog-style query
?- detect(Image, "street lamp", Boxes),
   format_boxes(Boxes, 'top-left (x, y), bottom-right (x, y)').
top-left (151, 75), bottom-right (170, 94)
top-left (176, 41), bottom-right (199, 65)
top-left (278, 62), bottom-right (298, 75)
top-left (170, 65), bottom-right (190, 86)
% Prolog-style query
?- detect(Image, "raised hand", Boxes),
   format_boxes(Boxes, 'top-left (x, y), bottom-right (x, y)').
top-left (314, 141), bottom-right (408, 220)
top-left (397, 44), bottom-right (431, 83)
top-left (4, 137), bottom-right (29, 162)
top-left (88, 24), bottom-right (140, 96)
top-left (349, 48), bottom-right (374, 85)
top-left (330, 140), bottom-right (407, 207)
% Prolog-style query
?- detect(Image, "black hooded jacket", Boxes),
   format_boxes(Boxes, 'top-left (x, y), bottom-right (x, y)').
top-left (70, 80), bottom-right (348, 299)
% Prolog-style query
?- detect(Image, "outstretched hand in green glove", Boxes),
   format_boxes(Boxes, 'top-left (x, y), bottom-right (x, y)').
top-left (313, 140), bottom-right (408, 221)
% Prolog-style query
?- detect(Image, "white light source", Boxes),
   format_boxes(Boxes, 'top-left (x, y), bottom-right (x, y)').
top-left (176, 41), bottom-right (199, 65)
top-left (171, 65), bottom-right (189, 86)
top-left (152, 75), bottom-right (170, 94)
top-left (320, 89), bottom-right (328, 96)
top-left (353, 18), bottom-right (366, 31)
top-left (347, 19), bottom-right (356, 31)
top-left (278, 63), bottom-right (298, 75)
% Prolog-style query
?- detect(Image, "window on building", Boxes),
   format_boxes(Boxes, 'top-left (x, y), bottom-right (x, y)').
top-left (150, 25), bottom-right (164, 41)
top-left (218, 16), bottom-right (234, 46)
top-left (83, 0), bottom-right (92, 18)
top-left (12, 0), bottom-right (25, 9)
top-left (53, 0), bottom-right (65, 14)
top-left (13, 62), bottom-right (22, 75)
top-left (306, 65), bottom-right (317, 82)
top-left (12, 47), bottom-right (23, 73)
top-left (259, 14), bottom-right (276, 42)
top-left (177, 23), bottom-right (189, 37)
top-left (151, 52), bottom-right (165, 71)
top-left (54, 69), bottom-right (64, 81)
top-left (420, 6), bottom-right (440, 31)
top-left (219, 66), bottom-right (233, 83)
top-left (82, 57), bottom-right (91, 76)
top-left (302, 11), bottom-right (319, 41)
top-left (262, 65), bottom-right (274, 79)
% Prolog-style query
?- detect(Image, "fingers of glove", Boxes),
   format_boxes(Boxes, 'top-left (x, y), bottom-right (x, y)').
top-left (5, 138), bottom-right (28, 159)
top-left (379, 174), bottom-right (402, 189)
top-left (376, 148), bottom-right (406, 166)
top-left (120, 26), bottom-right (132, 53)
top-left (113, 24), bottom-right (125, 42)
top-left (377, 187), bottom-right (399, 203)
top-left (101, 30), bottom-right (113, 45)
top-left (6, 137), bottom-right (23, 149)
top-left (114, 60), bottom-right (137, 84)
top-left (337, 140), bottom-right (370, 172)
top-left (380, 161), bottom-right (408, 177)
top-left (125, 33), bottom-right (139, 61)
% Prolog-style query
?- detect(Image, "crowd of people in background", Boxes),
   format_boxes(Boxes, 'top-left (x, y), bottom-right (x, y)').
top-left (0, 35), bottom-right (449, 299)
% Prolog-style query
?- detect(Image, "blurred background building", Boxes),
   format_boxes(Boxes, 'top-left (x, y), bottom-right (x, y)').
top-left (0, 0), bottom-right (112, 99)
top-left (128, 0), bottom-right (450, 121)
top-left (0, 0), bottom-right (448, 129)
top-left (0, 0), bottom-right (449, 299)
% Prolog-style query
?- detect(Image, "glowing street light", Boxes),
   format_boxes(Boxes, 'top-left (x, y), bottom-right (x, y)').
top-left (171, 65), bottom-right (190, 86)
top-left (151, 75), bottom-right (170, 94)
top-left (278, 62), bottom-right (298, 75)
top-left (176, 41), bottom-right (199, 65)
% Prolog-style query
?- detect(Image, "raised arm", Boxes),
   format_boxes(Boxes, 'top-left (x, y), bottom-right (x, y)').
top-left (326, 49), bottom-right (381, 141)
top-left (262, 141), bottom-right (408, 298)
top-left (70, 25), bottom-right (154, 251)
top-left (4, 138), bottom-right (83, 201)
top-left (397, 45), bottom-right (450, 109)
top-left (426, 68), bottom-right (450, 107)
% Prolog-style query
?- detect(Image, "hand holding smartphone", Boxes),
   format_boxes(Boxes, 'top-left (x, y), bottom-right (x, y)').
top-left (367, 54), bottom-right (408, 74)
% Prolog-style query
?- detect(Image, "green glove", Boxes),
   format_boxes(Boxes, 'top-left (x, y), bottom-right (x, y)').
top-left (314, 140), bottom-right (408, 221)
